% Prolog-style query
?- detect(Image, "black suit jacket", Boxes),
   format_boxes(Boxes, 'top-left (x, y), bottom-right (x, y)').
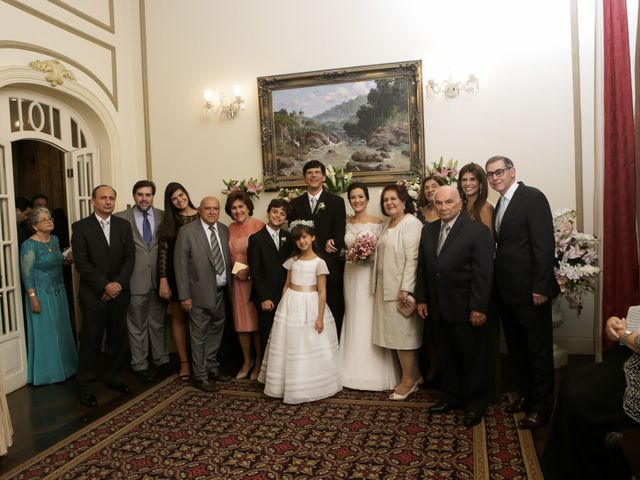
top-left (493, 182), bottom-right (559, 304)
top-left (71, 214), bottom-right (135, 310)
top-left (289, 190), bottom-right (346, 280)
top-left (415, 213), bottom-right (494, 323)
top-left (247, 226), bottom-right (293, 308)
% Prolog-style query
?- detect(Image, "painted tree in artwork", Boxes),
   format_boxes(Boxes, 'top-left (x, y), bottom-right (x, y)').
top-left (343, 79), bottom-right (408, 140)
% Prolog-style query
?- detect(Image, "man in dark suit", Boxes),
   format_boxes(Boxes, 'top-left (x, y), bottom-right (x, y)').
top-left (247, 198), bottom-right (293, 352)
top-left (116, 180), bottom-right (170, 382)
top-left (486, 155), bottom-right (559, 429)
top-left (289, 160), bottom-right (346, 333)
top-left (72, 185), bottom-right (135, 407)
top-left (415, 186), bottom-right (494, 427)
top-left (174, 196), bottom-right (232, 392)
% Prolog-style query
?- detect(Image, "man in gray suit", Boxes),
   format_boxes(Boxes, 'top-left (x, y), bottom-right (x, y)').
top-left (174, 196), bottom-right (232, 392)
top-left (116, 180), bottom-right (170, 382)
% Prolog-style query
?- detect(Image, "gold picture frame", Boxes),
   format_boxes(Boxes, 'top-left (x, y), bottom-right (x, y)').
top-left (257, 60), bottom-right (425, 190)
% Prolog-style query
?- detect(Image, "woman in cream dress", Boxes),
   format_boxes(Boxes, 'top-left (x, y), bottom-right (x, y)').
top-left (373, 184), bottom-right (424, 401)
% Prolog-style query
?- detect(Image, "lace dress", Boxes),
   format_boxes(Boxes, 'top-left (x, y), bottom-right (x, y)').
top-left (20, 236), bottom-right (78, 385)
top-left (258, 256), bottom-right (342, 403)
top-left (340, 223), bottom-right (400, 390)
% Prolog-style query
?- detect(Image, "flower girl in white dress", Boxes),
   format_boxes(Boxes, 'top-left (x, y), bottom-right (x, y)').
top-left (258, 220), bottom-right (342, 404)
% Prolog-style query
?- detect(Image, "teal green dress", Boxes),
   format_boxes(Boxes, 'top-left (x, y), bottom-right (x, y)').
top-left (20, 236), bottom-right (78, 385)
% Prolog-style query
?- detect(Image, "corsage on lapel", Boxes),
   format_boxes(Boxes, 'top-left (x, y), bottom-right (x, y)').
top-left (314, 201), bottom-right (326, 214)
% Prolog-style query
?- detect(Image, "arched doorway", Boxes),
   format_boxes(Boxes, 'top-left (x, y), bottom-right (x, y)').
top-left (0, 82), bottom-right (111, 393)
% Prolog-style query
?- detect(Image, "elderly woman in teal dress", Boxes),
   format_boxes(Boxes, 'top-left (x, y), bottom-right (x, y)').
top-left (20, 207), bottom-right (77, 385)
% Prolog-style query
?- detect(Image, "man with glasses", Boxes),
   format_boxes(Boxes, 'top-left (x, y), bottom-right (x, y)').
top-left (485, 155), bottom-right (559, 429)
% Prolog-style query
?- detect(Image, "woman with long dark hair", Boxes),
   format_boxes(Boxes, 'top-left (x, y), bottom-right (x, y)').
top-left (157, 182), bottom-right (199, 380)
top-left (457, 162), bottom-right (494, 234)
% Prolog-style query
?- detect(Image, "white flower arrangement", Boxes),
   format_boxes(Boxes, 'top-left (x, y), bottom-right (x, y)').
top-left (323, 165), bottom-right (352, 194)
top-left (277, 187), bottom-right (306, 202)
top-left (396, 176), bottom-right (422, 210)
top-left (553, 208), bottom-right (600, 315)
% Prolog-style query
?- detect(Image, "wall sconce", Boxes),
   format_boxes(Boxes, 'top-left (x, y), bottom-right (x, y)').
top-left (426, 74), bottom-right (479, 99)
top-left (203, 85), bottom-right (246, 119)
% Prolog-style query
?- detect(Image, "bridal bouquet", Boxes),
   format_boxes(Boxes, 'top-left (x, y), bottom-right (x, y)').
top-left (345, 231), bottom-right (377, 263)
top-left (221, 177), bottom-right (264, 199)
top-left (553, 208), bottom-right (600, 315)
top-left (426, 156), bottom-right (459, 185)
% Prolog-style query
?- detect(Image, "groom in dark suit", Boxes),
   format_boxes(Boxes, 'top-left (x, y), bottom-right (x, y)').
top-left (289, 160), bottom-right (346, 334)
top-left (415, 186), bottom-right (494, 427)
top-left (247, 198), bottom-right (293, 352)
top-left (486, 155), bottom-right (559, 429)
top-left (72, 185), bottom-right (135, 407)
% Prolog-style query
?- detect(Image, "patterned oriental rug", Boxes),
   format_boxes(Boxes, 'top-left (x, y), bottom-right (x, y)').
top-left (5, 377), bottom-right (542, 479)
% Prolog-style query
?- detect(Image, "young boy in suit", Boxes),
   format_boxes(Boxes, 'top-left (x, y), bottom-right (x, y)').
top-left (247, 198), bottom-right (293, 352)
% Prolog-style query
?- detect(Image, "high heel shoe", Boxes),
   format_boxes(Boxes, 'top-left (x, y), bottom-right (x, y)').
top-left (179, 360), bottom-right (190, 381)
top-left (389, 379), bottom-right (421, 401)
top-left (235, 359), bottom-right (254, 380)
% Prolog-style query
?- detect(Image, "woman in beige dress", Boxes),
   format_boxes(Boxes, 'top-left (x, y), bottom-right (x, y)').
top-left (373, 184), bottom-right (424, 401)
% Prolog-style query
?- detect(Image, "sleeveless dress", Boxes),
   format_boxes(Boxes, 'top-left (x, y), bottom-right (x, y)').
top-left (228, 217), bottom-right (264, 332)
top-left (340, 223), bottom-right (400, 390)
top-left (258, 256), bottom-right (342, 404)
top-left (20, 236), bottom-right (78, 385)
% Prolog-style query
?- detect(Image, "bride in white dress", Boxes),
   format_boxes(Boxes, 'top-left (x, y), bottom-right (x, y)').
top-left (340, 183), bottom-right (400, 390)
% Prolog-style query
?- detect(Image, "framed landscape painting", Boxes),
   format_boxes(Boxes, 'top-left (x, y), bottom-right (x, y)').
top-left (257, 60), bottom-right (425, 190)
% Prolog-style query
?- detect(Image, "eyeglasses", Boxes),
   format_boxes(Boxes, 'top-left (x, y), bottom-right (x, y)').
top-left (36, 217), bottom-right (53, 223)
top-left (486, 167), bottom-right (512, 179)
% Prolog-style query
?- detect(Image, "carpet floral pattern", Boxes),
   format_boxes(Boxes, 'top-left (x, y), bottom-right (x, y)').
top-left (5, 378), bottom-right (542, 479)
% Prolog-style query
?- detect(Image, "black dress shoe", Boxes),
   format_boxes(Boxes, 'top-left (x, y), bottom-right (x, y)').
top-left (505, 396), bottom-right (528, 414)
top-left (463, 410), bottom-right (484, 428)
top-left (429, 400), bottom-right (459, 414)
top-left (192, 379), bottom-right (220, 393)
top-left (79, 393), bottom-right (97, 407)
top-left (518, 411), bottom-right (550, 430)
top-left (208, 372), bottom-right (232, 382)
top-left (134, 369), bottom-right (154, 383)
top-left (106, 381), bottom-right (130, 393)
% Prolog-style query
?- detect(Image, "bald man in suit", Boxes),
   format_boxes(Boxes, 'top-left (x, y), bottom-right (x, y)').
top-left (174, 196), bottom-right (232, 392)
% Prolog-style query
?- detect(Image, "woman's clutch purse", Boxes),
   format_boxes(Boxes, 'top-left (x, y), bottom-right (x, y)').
top-left (396, 295), bottom-right (417, 317)
top-left (231, 262), bottom-right (249, 275)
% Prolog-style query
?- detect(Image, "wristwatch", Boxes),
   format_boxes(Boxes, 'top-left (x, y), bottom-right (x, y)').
top-left (621, 329), bottom-right (632, 344)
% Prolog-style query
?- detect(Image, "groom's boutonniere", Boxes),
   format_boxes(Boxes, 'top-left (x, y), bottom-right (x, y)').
top-left (315, 202), bottom-right (326, 213)
top-left (280, 237), bottom-right (287, 244)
